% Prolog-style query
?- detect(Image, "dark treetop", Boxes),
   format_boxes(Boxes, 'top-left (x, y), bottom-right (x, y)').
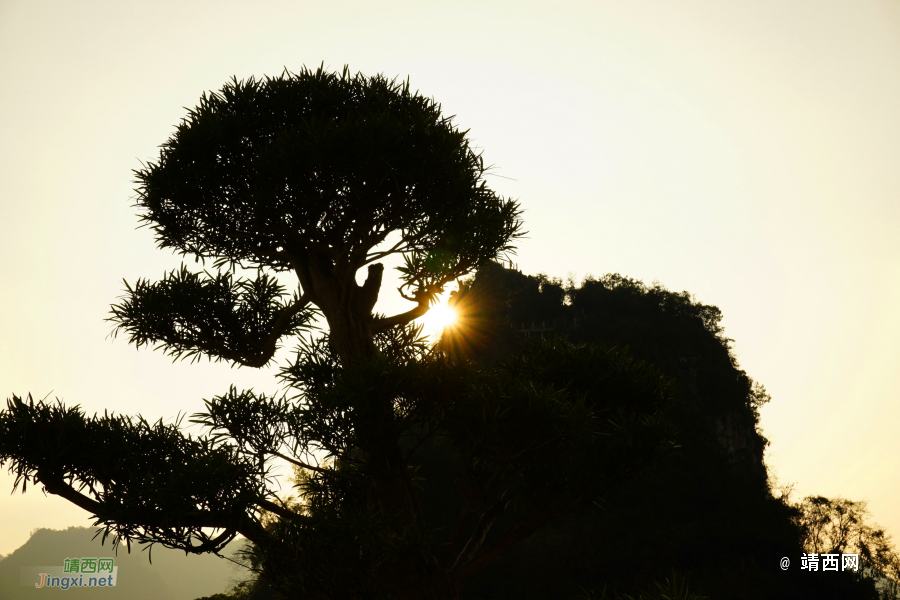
top-left (130, 65), bottom-right (521, 363)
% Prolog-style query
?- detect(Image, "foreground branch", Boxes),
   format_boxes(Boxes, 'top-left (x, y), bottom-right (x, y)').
top-left (36, 471), bottom-right (271, 550)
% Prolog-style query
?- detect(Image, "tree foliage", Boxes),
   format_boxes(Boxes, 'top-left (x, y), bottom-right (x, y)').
top-left (110, 266), bottom-right (314, 366)
top-left (131, 65), bottom-right (522, 363)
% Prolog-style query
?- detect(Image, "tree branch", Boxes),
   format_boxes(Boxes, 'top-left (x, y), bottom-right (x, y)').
top-left (370, 300), bottom-right (430, 333)
top-left (257, 498), bottom-right (303, 522)
top-left (238, 295), bottom-right (311, 368)
top-left (453, 511), bottom-right (555, 582)
top-left (356, 264), bottom-right (383, 315)
top-left (450, 495), bottom-right (511, 572)
top-left (439, 470), bottom-right (488, 569)
top-left (364, 238), bottom-right (408, 264)
top-left (36, 471), bottom-right (270, 549)
top-left (270, 451), bottom-right (365, 484)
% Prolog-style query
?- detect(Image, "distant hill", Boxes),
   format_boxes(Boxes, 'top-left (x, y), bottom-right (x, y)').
top-left (0, 527), bottom-right (249, 600)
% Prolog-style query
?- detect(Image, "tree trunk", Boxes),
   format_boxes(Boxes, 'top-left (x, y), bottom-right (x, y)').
top-left (326, 306), bottom-right (378, 364)
top-left (321, 297), bottom-right (423, 531)
top-left (308, 262), bottom-right (442, 595)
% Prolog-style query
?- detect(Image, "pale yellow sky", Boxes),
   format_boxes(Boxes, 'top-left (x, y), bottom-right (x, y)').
top-left (2, 0), bottom-right (900, 557)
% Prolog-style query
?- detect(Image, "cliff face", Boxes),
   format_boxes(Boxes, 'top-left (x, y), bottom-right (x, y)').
top-left (522, 314), bottom-right (771, 488)
top-left (711, 411), bottom-right (766, 472)
top-left (653, 354), bottom-right (768, 485)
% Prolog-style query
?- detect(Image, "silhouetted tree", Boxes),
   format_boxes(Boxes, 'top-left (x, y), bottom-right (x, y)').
top-left (796, 495), bottom-right (900, 596)
top-left (1, 67), bottom-right (677, 600)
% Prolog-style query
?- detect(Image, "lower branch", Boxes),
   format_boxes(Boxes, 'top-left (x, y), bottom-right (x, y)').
top-left (36, 471), bottom-right (272, 549)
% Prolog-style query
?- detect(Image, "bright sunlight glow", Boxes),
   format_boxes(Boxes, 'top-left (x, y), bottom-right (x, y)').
top-left (418, 293), bottom-right (458, 341)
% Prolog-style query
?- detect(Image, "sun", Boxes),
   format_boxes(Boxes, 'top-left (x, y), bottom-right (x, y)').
top-left (419, 296), bottom-right (458, 340)
top-left (426, 302), bottom-right (457, 330)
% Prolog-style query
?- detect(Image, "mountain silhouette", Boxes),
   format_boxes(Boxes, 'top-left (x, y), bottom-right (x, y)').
top-left (0, 526), bottom-right (247, 599)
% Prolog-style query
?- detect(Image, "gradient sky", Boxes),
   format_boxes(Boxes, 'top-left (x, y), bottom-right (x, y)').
top-left (2, 0), bottom-right (899, 557)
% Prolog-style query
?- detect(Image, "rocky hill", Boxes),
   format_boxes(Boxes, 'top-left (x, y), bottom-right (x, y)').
top-left (442, 264), bottom-right (851, 599)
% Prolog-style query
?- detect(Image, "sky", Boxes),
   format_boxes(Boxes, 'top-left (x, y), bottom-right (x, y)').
top-left (1, 0), bottom-right (899, 557)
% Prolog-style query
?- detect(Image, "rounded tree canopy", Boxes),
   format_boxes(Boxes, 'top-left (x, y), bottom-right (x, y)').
top-left (136, 65), bottom-right (522, 296)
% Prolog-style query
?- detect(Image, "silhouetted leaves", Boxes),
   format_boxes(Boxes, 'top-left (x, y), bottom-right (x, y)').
top-left (109, 265), bottom-right (315, 366)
